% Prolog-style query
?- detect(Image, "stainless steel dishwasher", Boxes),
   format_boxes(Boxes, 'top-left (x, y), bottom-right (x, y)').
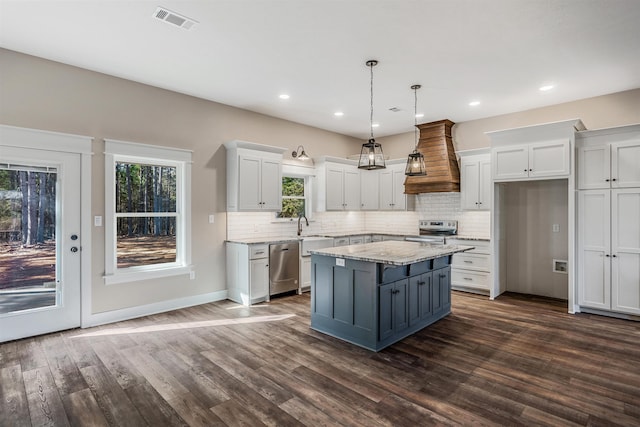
top-left (269, 241), bottom-right (300, 296)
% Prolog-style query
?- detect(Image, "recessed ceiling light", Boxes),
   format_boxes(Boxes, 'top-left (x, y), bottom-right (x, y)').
top-left (279, 94), bottom-right (290, 100)
top-left (469, 101), bottom-right (481, 107)
top-left (372, 123), bottom-right (380, 128)
top-left (539, 84), bottom-right (554, 92)
top-left (415, 113), bottom-right (424, 118)
top-left (334, 111), bottom-right (344, 117)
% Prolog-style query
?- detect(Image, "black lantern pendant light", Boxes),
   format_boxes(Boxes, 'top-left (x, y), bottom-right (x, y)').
top-left (405, 84), bottom-right (427, 176)
top-left (358, 60), bottom-right (386, 170)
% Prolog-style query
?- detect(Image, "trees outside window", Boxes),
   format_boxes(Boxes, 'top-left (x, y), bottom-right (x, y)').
top-left (104, 140), bottom-right (192, 284)
top-left (277, 176), bottom-right (306, 218)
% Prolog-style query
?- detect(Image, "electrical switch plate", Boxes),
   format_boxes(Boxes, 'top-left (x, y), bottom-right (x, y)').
top-left (552, 224), bottom-right (560, 233)
top-left (208, 214), bottom-right (215, 224)
top-left (336, 258), bottom-right (345, 267)
top-left (190, 271), bottom-right (196, 280)
top-left (94, 216), bottom-right (102, 227)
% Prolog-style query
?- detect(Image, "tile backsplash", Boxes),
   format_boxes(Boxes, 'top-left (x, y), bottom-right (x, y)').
top-left (415, 193), bottom-right (490, 237)
top-left (227, 192), bottom-right (490, 240)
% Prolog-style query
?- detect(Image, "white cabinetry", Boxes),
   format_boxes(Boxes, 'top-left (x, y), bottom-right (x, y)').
top-left (380, 163), bottom-right (408, 211)
top-left (360, 170), bottom-right (380, 210)
top-left (226, 243), bottom-right (270, 306)
top-left (492, 140), bottom-right (570, 181)
top-left (578, 138), bottom-right (640, 189)
top-left (577, 124), bottom-right (640, 316)
top-left (578, 189), bottom-right (640, 315)
top-left (458, 150), bottom-right (491, 210)
top-left (225, 140), bottom-right (285, 211)
top-left (315, 157), bottom-right (360, 211)
top-left (448, 239), bottom-right (491, 295)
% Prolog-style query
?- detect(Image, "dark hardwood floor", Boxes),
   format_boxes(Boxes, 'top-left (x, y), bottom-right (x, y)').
top-left (1, 291), bottom-right (639, 426)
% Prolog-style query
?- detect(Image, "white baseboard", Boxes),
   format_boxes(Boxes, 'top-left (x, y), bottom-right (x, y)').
top-left (81, 290), bottom-right (229, 328)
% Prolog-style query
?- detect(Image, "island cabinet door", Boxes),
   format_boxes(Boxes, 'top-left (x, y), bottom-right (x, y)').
top-left (433, 267), bottom-right (452, 317)
top-left (379, 279), bottom-right (409, 341)
top-left (409, 272), bottom-right (433, 326)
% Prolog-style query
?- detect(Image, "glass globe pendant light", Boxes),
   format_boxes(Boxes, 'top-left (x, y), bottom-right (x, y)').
top-left (358, 60), bottom-right (386, 170)
top-left (404, 84), bottom-right (427, 176)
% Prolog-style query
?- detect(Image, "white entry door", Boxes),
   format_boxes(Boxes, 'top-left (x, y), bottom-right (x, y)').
top-left (0, 145), bottom-right (81, 342)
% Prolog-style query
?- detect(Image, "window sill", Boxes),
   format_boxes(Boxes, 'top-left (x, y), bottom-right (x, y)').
top-left (103, 265), bottom-right (192, 285)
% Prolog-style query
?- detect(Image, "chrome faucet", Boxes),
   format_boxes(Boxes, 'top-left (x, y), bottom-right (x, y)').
top-left (297, 213), bottom-right (309, 236)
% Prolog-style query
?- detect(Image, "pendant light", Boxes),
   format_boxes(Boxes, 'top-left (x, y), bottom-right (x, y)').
top-left (404, 84), bottom-right (427, 176)
top-left (358, 60), bottom-right (386, 170)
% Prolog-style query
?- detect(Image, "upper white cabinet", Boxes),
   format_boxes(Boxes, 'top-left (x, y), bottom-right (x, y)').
top-left (315, 157), bottom-right (360, 211)
top-left (360, 170), bottom-right (380, 210)
top-left (379, 163), bottom-right (408, 211)
top-left (492, 139), bottom-right (570, 181)
top-left (577, 126), bottom-right (640, 190)
top-left (225, 140), bottom-right (286, 212)
top-left (458, 150), bottom-right (491, 210)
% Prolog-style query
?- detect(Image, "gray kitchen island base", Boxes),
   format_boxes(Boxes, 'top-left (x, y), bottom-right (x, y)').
top-left (310, 253), bottom-right (453, 352)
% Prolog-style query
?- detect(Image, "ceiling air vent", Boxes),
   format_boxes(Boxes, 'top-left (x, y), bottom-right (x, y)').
top-left (153, 7), bottom-right (198, 30)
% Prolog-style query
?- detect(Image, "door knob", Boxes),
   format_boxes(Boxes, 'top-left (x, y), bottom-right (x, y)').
top-left (71, 234), bottom-right (78, 240)
top-left (70, 247), bottom-right (79, 253)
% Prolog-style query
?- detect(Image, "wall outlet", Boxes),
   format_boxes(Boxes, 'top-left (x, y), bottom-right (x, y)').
top-left (208, 214), bottom-right (215, 224)
top-left (94, 216), bottom-right (102, 227)
top-left (552, 224), bottom-right (560, 233)
top-left (190, 271), bottom-right (196, 280)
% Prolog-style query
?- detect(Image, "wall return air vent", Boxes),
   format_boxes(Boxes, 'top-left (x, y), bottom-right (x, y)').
top-left (154, 7), bottom-right (198, 30)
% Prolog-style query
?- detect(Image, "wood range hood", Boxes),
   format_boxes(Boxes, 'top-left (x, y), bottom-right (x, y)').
top-left (404, 119), bottom-right (460, 194)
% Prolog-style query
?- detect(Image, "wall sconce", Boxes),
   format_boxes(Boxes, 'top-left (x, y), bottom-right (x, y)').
top-left (292, 145), bottom-right (310, 160)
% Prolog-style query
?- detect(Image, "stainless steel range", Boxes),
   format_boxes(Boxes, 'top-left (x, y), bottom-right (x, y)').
top-left (405, 220), bottom-right (457, 245)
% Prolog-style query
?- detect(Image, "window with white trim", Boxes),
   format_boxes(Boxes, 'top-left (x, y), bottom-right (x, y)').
top-left (104, 139), bottom-right (192, 284)
top-left (277, 176), bottom-right (307, 219)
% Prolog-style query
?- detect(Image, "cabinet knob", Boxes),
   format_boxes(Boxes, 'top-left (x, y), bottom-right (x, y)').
top-left (529, 169), bottom-right (533, 172)
top-left (418, 281), bottom-right (425, 286)
top-left (440, 274), bottom-right (446, 278)
top-left (605, 254), bottom-right (610, 257)
top-left (605, 179), bottom-right (610, 182)
top-left (612, 178), bottom-right (617, 182)
top-left (524, 169), bottom-right (527, 172)
top-left (612, 254), bottom-right (617, 258)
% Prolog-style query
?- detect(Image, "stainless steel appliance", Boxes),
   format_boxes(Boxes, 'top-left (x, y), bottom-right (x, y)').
top-left (405, 220), bottom-right (457, 245)
top-left (269, 242), bottom-right (300, 296)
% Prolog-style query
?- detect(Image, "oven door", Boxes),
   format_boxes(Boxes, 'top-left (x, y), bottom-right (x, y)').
top-left (405, 236), bottom-right (445, 245)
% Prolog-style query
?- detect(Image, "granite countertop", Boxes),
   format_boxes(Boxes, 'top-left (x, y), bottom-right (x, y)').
top-left (310, 232), bottom-right (411, 238)
top-left (309, 240), bottom-right (474, 266)
top-left (447, 235), bottom-right (490, 241)
top-left (226, 236), bottom-right (301, 245)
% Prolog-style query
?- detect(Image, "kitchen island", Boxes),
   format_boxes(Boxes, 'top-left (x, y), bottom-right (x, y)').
top-left (309, 241), bottom-right (473, 351)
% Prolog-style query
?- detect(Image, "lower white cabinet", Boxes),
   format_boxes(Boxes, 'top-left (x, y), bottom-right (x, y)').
top-left (448, 239), bottom-right (491, 295)
top-left (226, 242), bottom-right (270, 305)
top-left (300, 256), bottom-right (311, 292)
top-left (578, 189), bottom-right (640, 315)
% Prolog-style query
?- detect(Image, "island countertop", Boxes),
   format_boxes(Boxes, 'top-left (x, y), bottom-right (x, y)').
top-left (309, 240), bottom-right (473, 266)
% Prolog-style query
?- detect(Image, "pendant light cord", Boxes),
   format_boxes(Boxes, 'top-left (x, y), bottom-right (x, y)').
top-left (370, 62), bottom-right (374, 139)
top-left (414, 86), bottom-right (418, 150)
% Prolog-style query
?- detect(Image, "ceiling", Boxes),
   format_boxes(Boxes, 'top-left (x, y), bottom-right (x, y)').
top-left (1, 0), bottom-right (639, 139)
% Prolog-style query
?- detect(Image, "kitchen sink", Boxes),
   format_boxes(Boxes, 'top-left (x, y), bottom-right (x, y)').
top-left (300, 236), bottom-right (334, 256)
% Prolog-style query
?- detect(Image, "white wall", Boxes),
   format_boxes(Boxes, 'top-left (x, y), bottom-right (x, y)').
top-left (503, 180), bottom-right (569, 299)
top-left (0, 48), bottom-right (362, 315)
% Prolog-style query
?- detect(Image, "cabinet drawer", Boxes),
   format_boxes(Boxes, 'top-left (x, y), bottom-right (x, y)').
top-left (249, 244), bottom-right (269, 259)
top-left (349, 236), bottom-right (365, 245)
top-left (451, 269), bottom-right (489, 290)
top-left (452, 253), bottom-right (490, 270)
top-left (334, 237), bottom-right (350, 246)
top-left (448, 239), bottom-right (490, 254)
